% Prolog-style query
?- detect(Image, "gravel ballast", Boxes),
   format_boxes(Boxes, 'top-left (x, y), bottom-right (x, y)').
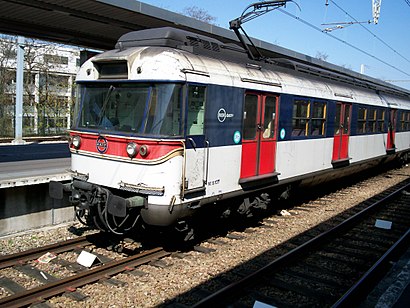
top-left (0, 165), bottom-right (409, 307)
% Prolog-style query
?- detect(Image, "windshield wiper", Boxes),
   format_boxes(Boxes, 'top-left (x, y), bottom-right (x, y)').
top-left (97, 85), bottom-right (116, 125)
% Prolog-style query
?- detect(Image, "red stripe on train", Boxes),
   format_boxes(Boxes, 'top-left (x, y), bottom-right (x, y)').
top-left (69, 132), bottom-right (183, 160)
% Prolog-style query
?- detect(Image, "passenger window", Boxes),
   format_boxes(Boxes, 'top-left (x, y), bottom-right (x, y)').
top-left (400, 111), bottom-right (410, 131)
top-left (292, 99), bottom-right (327, 137)
top-left (243, 94), bottom-right (258, 140)
top-left (368, 109), bottom-right (377, 133)
top-left (357, 107), bottom-right (367, 134)
top-left (311, 101), bottom-right (326, 136)
top-left (292, 100), bottom-right (309, 136)
top-left (407, 112), bottom-right (410, 131)
top-left (377, 109), bottom-right (385, 133)
top-left (187, 85), bottom-right (206, 135)
top-left (334, 104), bottom-right (341, 135)
top-left (262, 96), bottom-right (276, 139)
top-left (343, 104), bottom-right (351, 134)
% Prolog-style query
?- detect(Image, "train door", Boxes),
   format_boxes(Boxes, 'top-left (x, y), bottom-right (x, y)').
top-left (386, 109), bottom-right (397, 154)
top-left (332, 102), bottom-right (351, 167)
top-left (240, 93), bottom-right (278, 182)
top-left (183, 85), bottom-right (207, 196)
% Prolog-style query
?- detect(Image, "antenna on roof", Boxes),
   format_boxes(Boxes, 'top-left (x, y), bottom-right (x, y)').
top-left (229, 1), bottom-right (300, 61)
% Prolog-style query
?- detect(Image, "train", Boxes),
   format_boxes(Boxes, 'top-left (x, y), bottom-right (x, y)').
top-left (50, 26), bottom-right (410, 240)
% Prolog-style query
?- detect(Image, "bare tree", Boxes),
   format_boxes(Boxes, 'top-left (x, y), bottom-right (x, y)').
top-left (182, 6), bottom-right (217, 25)
top-left (0, 37), bottom-right (75, 137)
top-left (340, 63), bottom-right (353, 70)
top-left (316, 51), bottom-right (329, 61)
top-left (0, 36), bottom-right (17, 137)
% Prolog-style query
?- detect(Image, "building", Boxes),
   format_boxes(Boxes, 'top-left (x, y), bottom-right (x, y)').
top-left (0, 36), bottom-right (80, 138)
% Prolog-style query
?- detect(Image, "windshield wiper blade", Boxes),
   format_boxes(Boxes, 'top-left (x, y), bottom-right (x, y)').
top-left (98, 85), bottom-right (115, 125)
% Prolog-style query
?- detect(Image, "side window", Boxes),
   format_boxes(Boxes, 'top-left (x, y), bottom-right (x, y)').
top-left (407, 112), bottom-right (410, 131)
top-left (343, 104), bottom-right (351, 134)
top-left (368, 109), bottom-right (377, 133)
top-left (400, 111), bottom-right (410, 131)
top-left (357, 107), bottom-right (367, 134)
top-left (292, 99), bottom-right (309, 136)
top-left (311, 101), bottom-right (326, 136)
top-left (377, 109), bottom-right (385, 133)
top-left (334, 103), bottom-right (341, 135)
top-left (262, 96), bottom-right (276, 139)
top-left (292, 99), bottom-right (327, 137)
top-left (187, 85), bottom-right (206, 135)
top-left (243, 94), bottom-right (258, 140)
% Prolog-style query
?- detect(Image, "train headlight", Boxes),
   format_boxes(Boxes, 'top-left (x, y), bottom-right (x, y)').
top-left (139, 145), bottom-right (150, 157)
top-left (126, 142), bottom-right (138, 158)
top-left (72, 135), bottom-right (81, 149)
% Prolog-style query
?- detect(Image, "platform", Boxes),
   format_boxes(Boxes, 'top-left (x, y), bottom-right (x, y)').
top-left (361, 246), bottom-right (410, 307)
top-left (0, 158), bottom-right (71, 189)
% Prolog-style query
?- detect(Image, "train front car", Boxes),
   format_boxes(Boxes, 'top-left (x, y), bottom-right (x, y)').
top-left (50, 30), bottom-right (209, 236)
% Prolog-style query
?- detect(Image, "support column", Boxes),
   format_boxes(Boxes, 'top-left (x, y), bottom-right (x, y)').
top-left (12, 36), bottom-right (25, 144)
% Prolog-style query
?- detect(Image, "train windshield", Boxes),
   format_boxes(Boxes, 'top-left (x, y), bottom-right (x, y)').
top-left (74, 83), bottom-right (183, 136)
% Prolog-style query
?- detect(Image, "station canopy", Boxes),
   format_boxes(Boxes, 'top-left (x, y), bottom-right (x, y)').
top-left (0, 0), bottom-right (241, 50)
top-left (0, 0), bottom-right (344, 63)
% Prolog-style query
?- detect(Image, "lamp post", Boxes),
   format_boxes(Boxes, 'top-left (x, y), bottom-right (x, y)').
top-left (12, 36), bottom-right (26, 144)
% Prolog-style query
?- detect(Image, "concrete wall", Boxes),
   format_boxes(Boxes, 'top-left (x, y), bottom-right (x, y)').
top-left (0, 182), bottom-right (74, 236)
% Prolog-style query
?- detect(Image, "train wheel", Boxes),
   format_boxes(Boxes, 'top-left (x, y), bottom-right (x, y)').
top-left (174, 220), bottom-right (195, 242)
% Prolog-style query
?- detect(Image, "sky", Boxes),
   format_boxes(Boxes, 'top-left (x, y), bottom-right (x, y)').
top-left (140, 0), bottom-right (410, 91)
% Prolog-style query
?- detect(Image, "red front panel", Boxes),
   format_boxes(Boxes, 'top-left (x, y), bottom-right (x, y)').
top-left (69, 131), bottom-right (183, 161)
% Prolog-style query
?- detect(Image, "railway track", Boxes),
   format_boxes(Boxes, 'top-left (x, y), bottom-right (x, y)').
top-left (0, 233), bottom-right (170, 308)
top-left (0, 235), bottom-right (95, 271)
top-left (192, 180), bottom-right (410, 307)
top-left (0, 169), bottom-right (408, 307)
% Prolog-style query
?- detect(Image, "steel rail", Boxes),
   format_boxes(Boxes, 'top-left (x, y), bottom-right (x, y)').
top-left (192, 181), bottom-right (410, 307)
top-left (0, 235), bottom-right (95, 270)
top-left (333, 228), bottom-right (410, 307)
top-left (0, 247), bottom-right (169, 308)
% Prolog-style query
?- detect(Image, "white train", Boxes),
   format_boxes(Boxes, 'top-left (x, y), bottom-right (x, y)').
top-left (50, 27), bottom-right (410, 239)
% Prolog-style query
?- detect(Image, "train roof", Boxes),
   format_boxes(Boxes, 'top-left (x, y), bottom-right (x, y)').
top-left (116, 27), bottom-right (410, 99)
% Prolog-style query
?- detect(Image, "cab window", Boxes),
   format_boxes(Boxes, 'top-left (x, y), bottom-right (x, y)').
top-left (187, 85), bottom-right (206, 135)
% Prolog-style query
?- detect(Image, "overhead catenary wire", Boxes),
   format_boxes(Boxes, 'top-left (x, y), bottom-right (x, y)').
top-left (329, 0), bottom-right (410, 66)
top-left (278, 8), bottom-right (410, 78)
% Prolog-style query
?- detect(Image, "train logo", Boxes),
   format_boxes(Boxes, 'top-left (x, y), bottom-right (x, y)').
top-left (96, 136), bottom-right (108, 154)
top-left (217, 108), bottom-right (234, 123)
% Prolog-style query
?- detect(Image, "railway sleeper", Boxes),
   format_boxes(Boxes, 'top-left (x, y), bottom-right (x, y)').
top-left (324, 244), bottom-right (382, 260)
top-left (316, 251), bottom-right (368, 268)
top-left (276, 272), bottom-right (341, 297)
top-left (333, 238), bottom-right (390, 253)
top-left (263, 276), bottom-right (335, 304)
top-left (64, 290), bottom-right (88, 302)
top-left (341, 233), bottom-right (396, 247)
top-left (283, 267), bottom-right (346, 288)
top-left (0, 277), bottom-right (26, 294)
top-left (14, 264), bottom-right (58, 284)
